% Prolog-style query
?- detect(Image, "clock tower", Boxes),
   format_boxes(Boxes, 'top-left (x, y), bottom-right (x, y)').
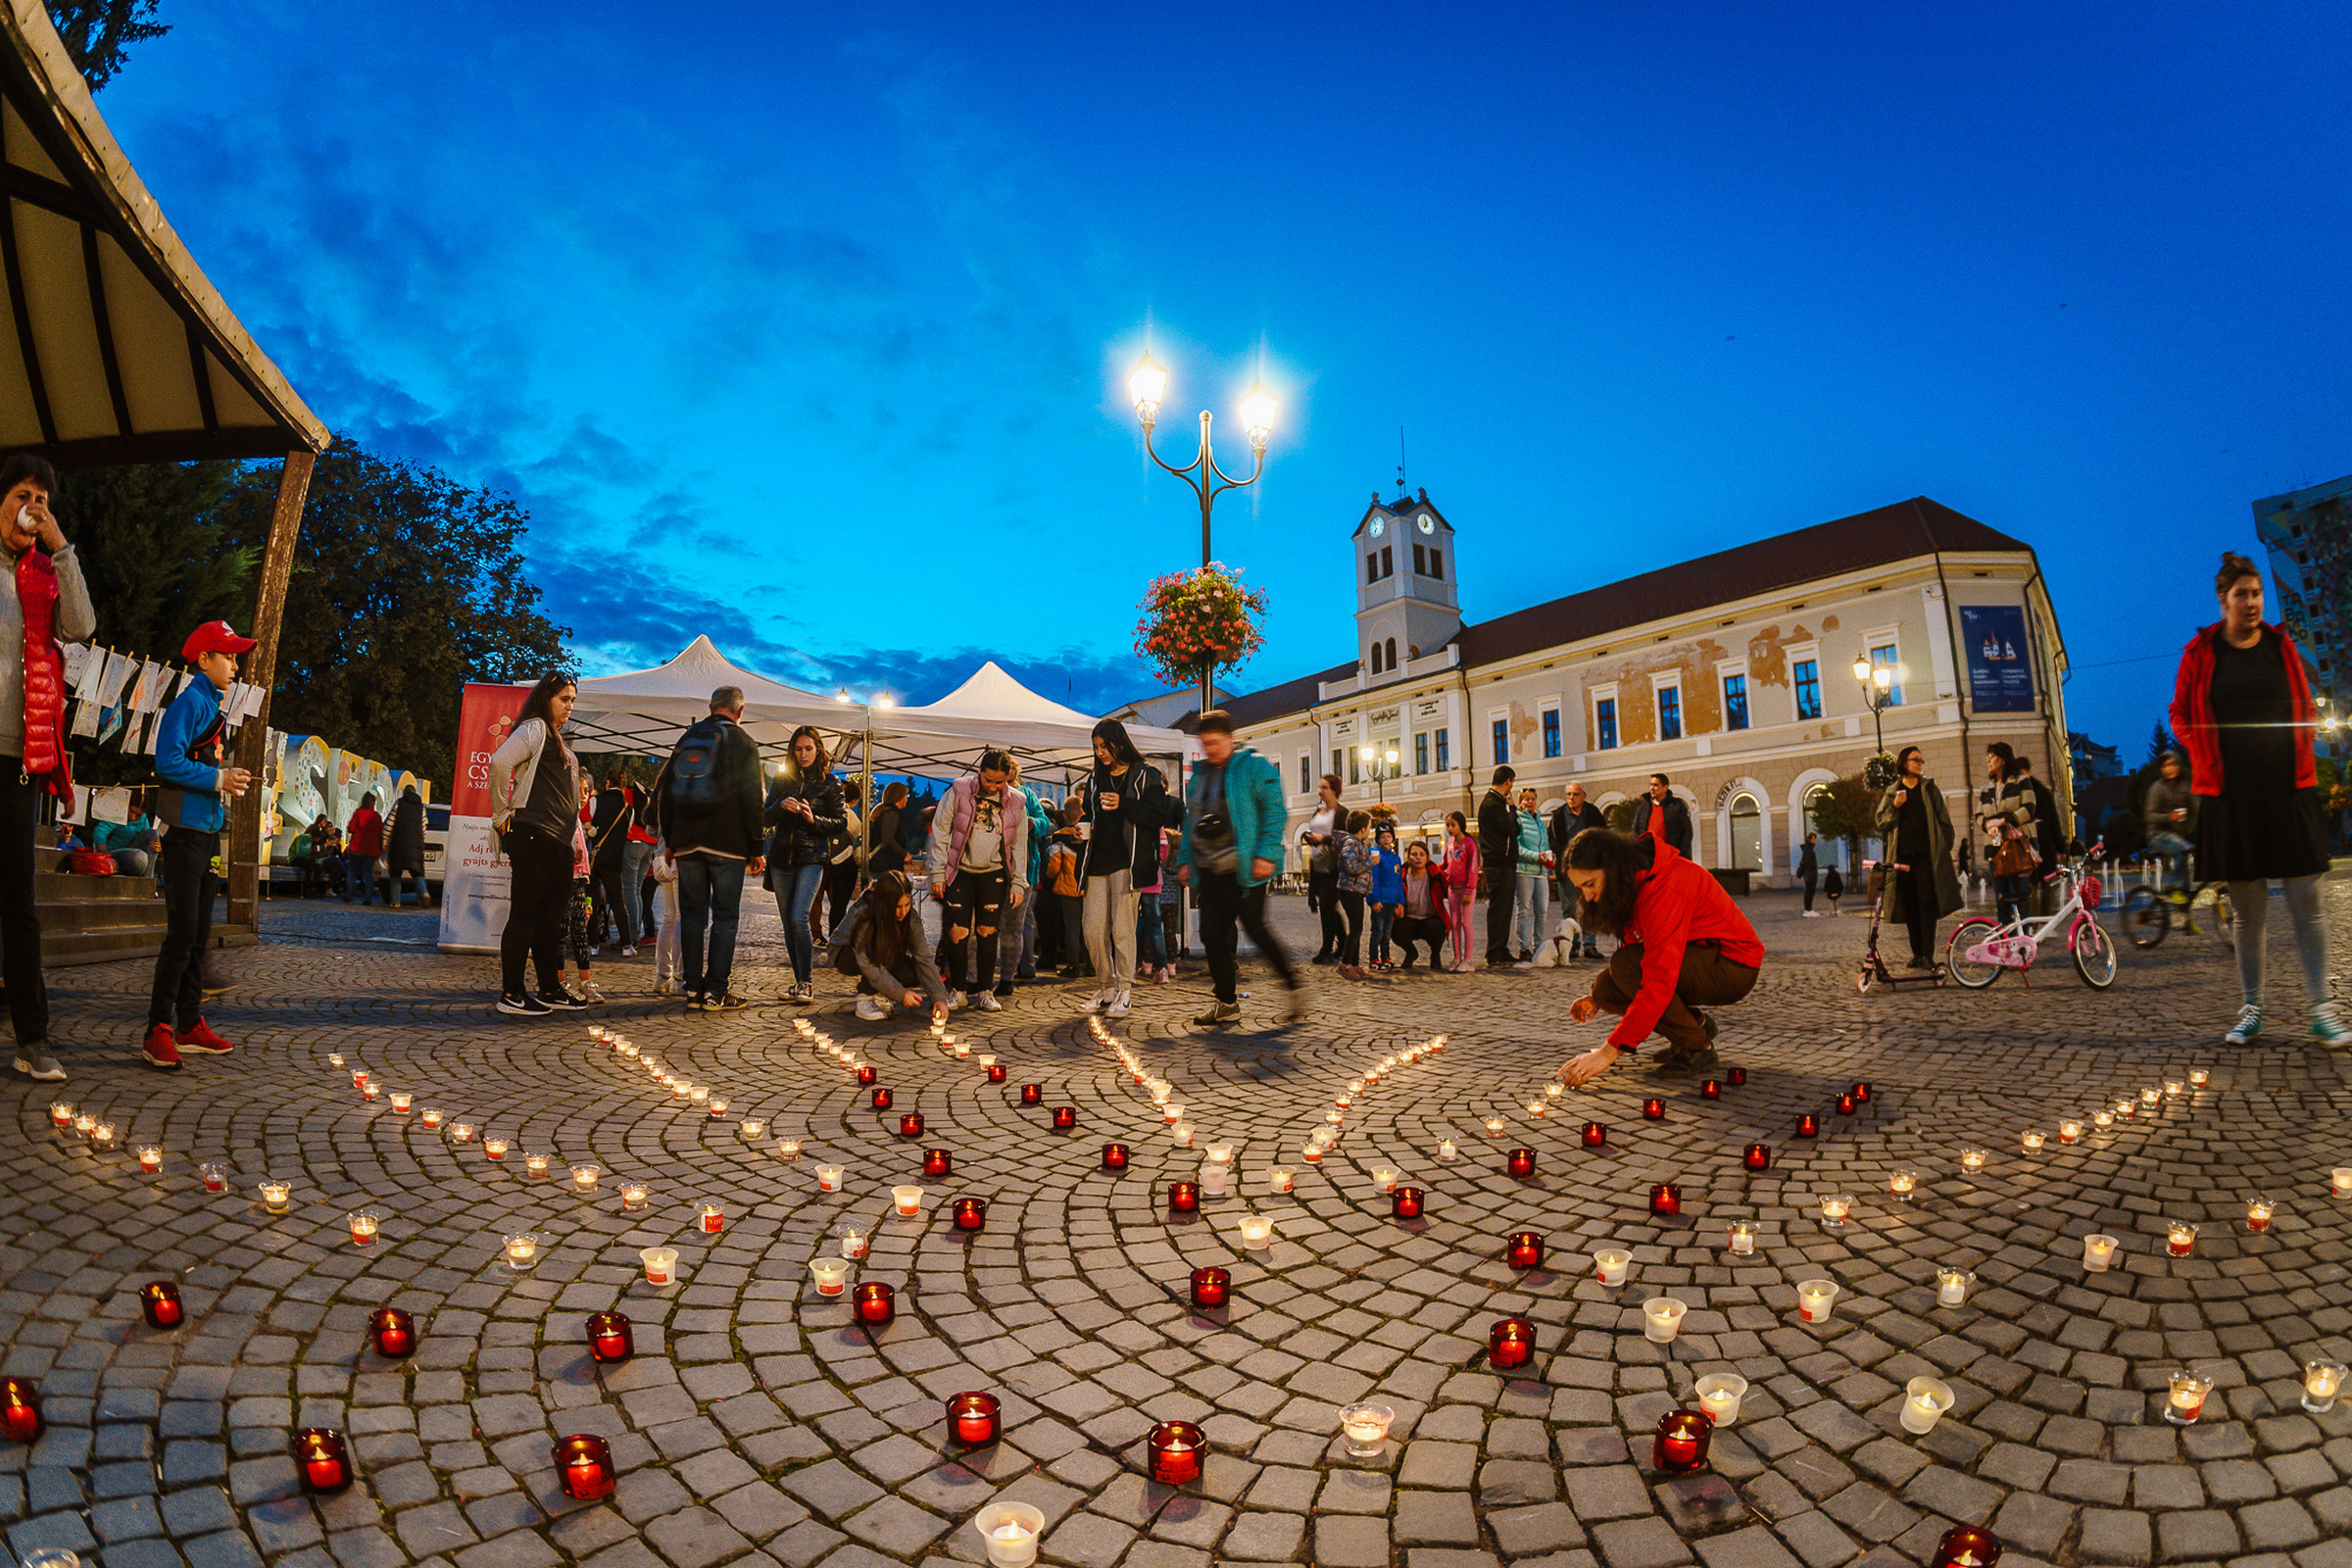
top-left (1353, 488), bottom-right (1461, 680)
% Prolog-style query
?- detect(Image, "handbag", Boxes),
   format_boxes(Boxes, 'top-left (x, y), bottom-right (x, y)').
top-left (1991, 833), bottom-right (2035, 879)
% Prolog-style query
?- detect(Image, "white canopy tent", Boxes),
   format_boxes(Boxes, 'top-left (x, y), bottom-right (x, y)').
top-left (560, 636), bottom-right (842, 757)
top-left (873, 661), bottom-right (1190, 782)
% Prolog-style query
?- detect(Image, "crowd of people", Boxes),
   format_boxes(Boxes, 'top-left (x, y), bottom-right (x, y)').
top-left (286, 787), bottom-right (429, 904)
top-left (0, 445), bottom-right (2334, 1085)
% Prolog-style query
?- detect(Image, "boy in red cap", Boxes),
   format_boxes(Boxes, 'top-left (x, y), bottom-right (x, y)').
top-left (143, 619), bottom-right (255, 1069)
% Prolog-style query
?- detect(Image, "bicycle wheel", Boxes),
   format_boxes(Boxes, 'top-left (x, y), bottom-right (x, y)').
top-left (2121, 888), bottom-right (2169, 950)
top-left (2073, 913), bottom-right (2118, 989)
top-left (1945, 916), bottom-right (2005, 988)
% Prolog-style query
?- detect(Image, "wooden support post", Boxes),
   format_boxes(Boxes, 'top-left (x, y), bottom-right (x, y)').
top-left (224, 450), bottom-right (316, 931)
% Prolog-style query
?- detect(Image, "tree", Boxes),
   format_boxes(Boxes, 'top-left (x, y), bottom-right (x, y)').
top-left (59, 459), bottom-right (254, 661)
top-left (42, 0), bottom-right (168, 91)
top-left (1808, 774), bottom-right (1880, 866)
top-left (212, 440), bottom-right (571, 785)
top-left (2144, 722), bottom-right (2175, 765)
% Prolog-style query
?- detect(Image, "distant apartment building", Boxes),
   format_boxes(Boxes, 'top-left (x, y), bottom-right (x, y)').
top-left (2253, 473), bottom-right (2352, 716)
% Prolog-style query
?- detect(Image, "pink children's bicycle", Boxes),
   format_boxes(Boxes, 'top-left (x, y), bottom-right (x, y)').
top-left (1943, 844), bottom-right (2117, 989)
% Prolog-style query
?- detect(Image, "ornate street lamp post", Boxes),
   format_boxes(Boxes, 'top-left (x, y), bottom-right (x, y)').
top-left (1852, 658), bottom-right (1903, 758)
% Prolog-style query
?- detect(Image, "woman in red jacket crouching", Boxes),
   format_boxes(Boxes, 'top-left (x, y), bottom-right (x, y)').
top-left (1556, 827), bottom-right (1764, 1086)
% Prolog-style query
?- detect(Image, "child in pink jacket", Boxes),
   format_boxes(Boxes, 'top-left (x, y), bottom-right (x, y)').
top-left (1440, 810), bottom-right (1479, 973)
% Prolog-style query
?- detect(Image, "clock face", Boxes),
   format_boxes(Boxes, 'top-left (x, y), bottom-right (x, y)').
top-left (1370, 516), bottom-right (1386, 536)
top-left (1417, 514), bottom-right (1435, 533)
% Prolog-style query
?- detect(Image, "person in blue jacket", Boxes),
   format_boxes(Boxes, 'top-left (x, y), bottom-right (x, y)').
top-left (143, 620), bottom-right (256, 1070)
top-left (1366, 823), bottom-right (1404, 971)
top-left (1174, 709), bottom-right (1302, 1029)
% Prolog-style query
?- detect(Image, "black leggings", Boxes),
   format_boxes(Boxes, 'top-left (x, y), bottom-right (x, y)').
top-left (501, 826), bottom-right (571, 998)
top-left (1311, 868), bottom-right (1343, 956)
top-left (1899, 864), bottom-right (1937, 959)
top-left (0, 765), bottom-right (49, 1047)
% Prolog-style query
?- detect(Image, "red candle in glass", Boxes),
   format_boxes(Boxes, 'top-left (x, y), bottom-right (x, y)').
top-left (871, 1087), bottom-right (893, 1110)
top-left (556, 1434), bottom-right (615, 1500)
top-left (1102, 1143), bottom-right (1128, 1170)
top-left (139, 1280), bottom-right (184, 1330)
top-left (1796, 1114), bottom-right (1819, 1138)
top-left (0, 1378), bottom-right (40, 1442)
top-left (856, 1065), bottom-right (877, 1087)
top-left (368, 1306), bottom-right (416, 1358)
top-left (986, 1064), bottom-right (1007, 1084)
top-left (1652, 1408), bottom-right (1713, 1473)
top-left (1700, 1080), bottom-right (1722, 1100)
top-left (1019, 1084), bottom-right (1043, 1106)
top-left (294, 1427), bottom-right (354, 1494)
top-left (1850, 1081), bottom-right (1872, 1103)
top-left (1147, 1420), bottom-right (1205, 1485)
top-left (1930, 1526), bottom-right (2004, 1568)
top-left (1053, 1106), bottom-right (1077, 1130)
top-left (1642, 1099), bottom-right (1666, 1120)
top-left (952, 1198), bottom-right (987, 1231)
top-left (1190, 1266), bottom-right (1230, 1307)
top-left (1836, 1093), bottom-right (1858, 1115)
top-left (947, 1392), bottom-right (1000, 1446)
top-left (1505, 1148), bottom-right (1536, 1178)
top-left (1168, 1181), bottom-right (1200, 1213)
top-left (922, 1149), bottom-right (953, 1178)
top-left (854, 1282), bottom-right (896, 1326)
top-left (586, 1312), bottom-right (633, 1365)
top-left (1393, 1186), bottom-right (1424, 1220)
top-left (1729, 1065), bottom-right (1747, 1087)
top-left (1489, 1317), bottom-right (1536, 1370)
top-left (1582, 1121), bottom-right (1607, 1148)
top-left (1743, 1143), bottom-right (1771, 1170)
top-left (1650, 1183), bottom-right (1683, 1217)
top-left (1505, 1231), bottom-right (1544, 1270)
top-left (899, 1112), bottom-right (924, 1139)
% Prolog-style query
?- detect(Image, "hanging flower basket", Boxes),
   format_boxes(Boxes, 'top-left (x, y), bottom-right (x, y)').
top-left (1134, 564), bottom-right (1267, 689)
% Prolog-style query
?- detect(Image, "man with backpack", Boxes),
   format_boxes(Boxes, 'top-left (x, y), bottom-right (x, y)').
top-left (652, 686), bottom-right (764, 1010)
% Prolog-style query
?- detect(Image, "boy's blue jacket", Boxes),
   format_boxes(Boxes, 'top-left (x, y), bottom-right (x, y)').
top-left (153, 677), bottom-right (228, 833)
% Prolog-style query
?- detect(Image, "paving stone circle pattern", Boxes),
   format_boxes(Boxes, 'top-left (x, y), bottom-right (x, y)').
top-left (4, 885), bottom-right (2351, 1568)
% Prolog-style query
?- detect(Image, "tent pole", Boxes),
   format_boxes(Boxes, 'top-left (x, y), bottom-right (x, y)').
top-left (857, 705), bottom-right (875, 889)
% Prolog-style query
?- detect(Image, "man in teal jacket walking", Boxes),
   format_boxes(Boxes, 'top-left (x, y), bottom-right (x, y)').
top-left (142, 620), bottom-right (254, 1070)
top-left (1175, 709), bottom-right (1301, 1029)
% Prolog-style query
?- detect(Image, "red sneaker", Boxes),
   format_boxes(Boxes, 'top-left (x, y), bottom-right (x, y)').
top-left (141, 1023), bottom-right (183, 1070)
top-left (175, 1018), bottom-right (235, 1055)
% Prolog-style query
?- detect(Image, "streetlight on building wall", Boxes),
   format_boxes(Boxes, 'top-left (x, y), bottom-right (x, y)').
top-left (1127, 351), bottom-right (1278, 714)
top-left (1359, 743), bottom-right (1399, 804)
top-left (1851, 658), bottom-right (1903, 758)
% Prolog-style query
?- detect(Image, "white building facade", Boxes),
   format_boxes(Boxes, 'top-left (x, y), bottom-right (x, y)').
top-left (1217, 493), bottom-right (2072, 884)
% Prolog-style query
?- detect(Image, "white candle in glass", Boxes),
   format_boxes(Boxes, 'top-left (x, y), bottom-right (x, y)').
top-left (1484, 1117), bottom-right (1506, 1137)
top-left (838, 1223), bottom-right (868, 1259)
top-left (1237, 1213), bottom-right (1274, 1248)
top-left (891, 1186), bottom-right (923, 1218)
top-left (1267, 1167), bottom-right (1294, 1194)
top-left (1340, 1401), bottom-right (1394, 1457)
top-left (1371, 1167), bottom-right (1397, 1193)
top-left (504, 1233), bottom-right (538, 1269)
top-left (1642, 1298), bottom-right (1687, 1343)
top-left (809, 1257), bottom-right (850, 1297)
top-left (571, 1165), bottom-right (599, 1194)
top-left (1959, 1150), bottom-right (1986, 1173)
top-left (2332, 1167), bottom-right (2352, 1198)
top-left (1200, 1164), bottom-right (1229, 1197)
top-left (522, 1152), bottom-right (550, 1179)
top-left (2082, 1233), bottom-right (2119, 1271)
top-left (640, 1247), bottom-right (678, 1286)
top-left (619, 1183), bottom-right (648, 1211)
top-left (1593, 1250), bottom-right (1631, 1287)
top-left (1172, 1123), bottom-right (1195, 1147)
top-left (2020, 1130), bottom-right (2044, 1154)
top-left (1205, 1144), bottom-right (1233, 1165)
top-left (1693, 1373), bottom-right (1747, 1424)
top-left (777, 1139), bottom-right (801, 1160)
top-left (689, 1085), bottom-right (710, 1104)
top-left (2302, 1359), bottom-right (2345, 1414)
top-left (974, 1502), bottom-right (1045, 1568)
top-left (1889, 1171), bottom-right (1917, 1200)
top-left (259, 1180), bottom-right (292, 1214)
top-left (1819, 1195), bottom-right (1851, 1228)
top-left (1936, 1268), bottom-right (1973, 1306)
top-left (1728, 1221), bottom-right (1756, 1255)
top-left (1796, 1279), bottom-right (1840, 1323)
top-left (1900, 1376), bottom-right (1954, 1434)
top-left (1437, 1139), bottom-right (1457, 1161)
top-left (349, 1211), bottom-right (379, 1246)
top-left (816, 1165), bottom-right (845, 1192)
top-left (389, 1093), bottom-right (413, 1114)
top-left (741, 1118), bottom-right (766, 1142)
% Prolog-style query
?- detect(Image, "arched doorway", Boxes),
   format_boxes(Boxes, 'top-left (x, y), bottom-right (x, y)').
top-left (1801, 782), bottom-right (1847, 873)
top-left (1728, 792), bottom-right (1762, 872)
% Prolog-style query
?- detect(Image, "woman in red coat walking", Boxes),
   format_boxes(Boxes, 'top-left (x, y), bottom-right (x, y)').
top-left (2169, 552), bottom-right (2341, 1047)
top-left (1555, 825), bottom-right (1764, 1085)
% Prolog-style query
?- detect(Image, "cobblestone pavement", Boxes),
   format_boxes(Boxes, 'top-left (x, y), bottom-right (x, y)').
top-left (5, 878), bottom-right (2350, 1568)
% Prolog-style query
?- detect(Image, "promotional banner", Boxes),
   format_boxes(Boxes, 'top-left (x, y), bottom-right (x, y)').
top-left (437, 682), bottom-right (530, 954)
top-left (1959, 606), bottom-right (2035, 713)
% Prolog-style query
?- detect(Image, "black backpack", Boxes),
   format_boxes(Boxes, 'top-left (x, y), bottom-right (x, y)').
top-left (668, 722), bottom-right (724, 811)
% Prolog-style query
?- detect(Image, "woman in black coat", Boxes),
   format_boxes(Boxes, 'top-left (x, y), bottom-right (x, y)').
top-left (386, 787), bottom-right (430, 907)
top-left (763, 725), bottom-right (846, 1004)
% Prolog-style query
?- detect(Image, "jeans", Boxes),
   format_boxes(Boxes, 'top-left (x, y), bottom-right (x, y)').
top-left (2148, 831), bottom-right (2192, 896)
top-left (2229, 876), bottom-right (2330, 1011)
top-left (1338, 889), bottom-right (1365, 965)
top-left (941, 866), bottom-right (1010, 993)
top-left (621, 840), bottom-right (657, 935)
top-left (1993, 873), bottom-right (2032, 927)
top-left (771, 861), bottom-right (824, 983)
top-left (149, 827), bottom-right (218, 1030)
top-left (0, 764), bottom-right (50, 1047)
top-left (1802, 872), bottom-right (1817, 911)
top-left (1367, 903), bottom-right (1394, 963)
top-left (1011, 890), bottom-right (1038, 977)
top-left (592, 858), bottom-right (638, 948)
top-left (1591, 941), bottom-right (1760, 1054)
top-left (1137, 890), bottom-right (1167, 971)
top-left (1199, 870), bottom-right (1297, 1004)
top-left (1083, 868), bottom-right (1138, 996)
top-left (344, 855), bottom-right (376, 904)
top-left (501, 825), bottom-right (571, 998)
top-left (1514, 871), bottom-right (1549, 955)
top-left (675, 854), bottom-right (748, 996)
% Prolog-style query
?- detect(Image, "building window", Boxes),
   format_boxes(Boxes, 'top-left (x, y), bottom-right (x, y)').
top-left (1870, 643), bottom-right (1904, 705)
top-left (1435, 728), bottom-right (1449, 769)
top-left (1386, 637), bottom-right (1397, 670)
top-left (1492, 719), bottom-right (1508, 766)
top-left (1429, 548), bottom-right (1443, 580)
top-left (1331, 749), bottom-right (1343, 783)
top-left (1348, 747), bottom-right (1360, 785)
top-left (1415, 733), bottom-right (1429, 774)
top-left (1542, 708), bottom-right (1561, 758)
top-left (1728, 791), bottom-right (1762, 871)
top-left (1366, 553), bottom-right (1380, 584)
top-left (1724, 674), bottom-right (1749, 731)
top-left (1370, 643), bottom-right (1383, 674)
top-left (1381, 546), bottom-right (1393, 579)
top-left (1413, 543), bottom-right (1427, 575)
top-left (1658, 684), bottom-right (1682, 741)
top-left (1298, 755), bottom-right (1310, 794)
top-left (1596, 698), bottom-right (1618, 751)
top-left (1793, 659), bottom-right (1821, 719)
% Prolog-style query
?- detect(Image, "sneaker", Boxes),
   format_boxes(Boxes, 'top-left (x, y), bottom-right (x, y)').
top-left (141, 1022), bottom-right (183, 1070)
top-left (1105, 994), bottom-right (1133, 1018)
top-left (621, 946), bottom-right (638, 957)
top-left (685, 991), bottom-right (707, 1011)
top-left (856, 995), bottom-right (888, 1020)
top-left (1311, 953), bottom-right (1337, 966)
top-left (710, 991), bottom-right (747, 1011)
top-left (538, 990), bottom-right (587, 1011)
top-left (2225, 1004), bottom-right (2263, 1045)
top-left (1078, 995), bottom-right (1107, 1015)
top-left (588, 945), bottom-right (601, 958)
top-left (1193, 1002), bottom-right (1242, 1026)
top-left (1699, 1010), bottom-right (1719, 1045)
top-left (655, 979), bottom-right (676, 997)
top-left (1340, 964), bottom-right (1364, 981)
top-left (945, 990), bottom-right (966, 1011)
top-left (2312, 1003), bottom-right (2350, 1046)
top-left (994, 980), bottom-right (1014, 999)
top-left (497, 992), bottom-right (552, 1016)
top-left (577, 982), bottom-right (607, 1004)
top-left (1512, 958), bottom-right (1537, 970)
top-left (13, 1047), bottom-right (64, 1082)
top-left (175, 1018), bottom-right (236, 1055)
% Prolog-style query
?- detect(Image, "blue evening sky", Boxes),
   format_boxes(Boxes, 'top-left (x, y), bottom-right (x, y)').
top-left (96, 2), bottom-right (2352, 752)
